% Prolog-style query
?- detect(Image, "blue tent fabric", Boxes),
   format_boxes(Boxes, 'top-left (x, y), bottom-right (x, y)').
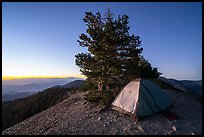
top-left (136, 79), bottom-right (172, 116)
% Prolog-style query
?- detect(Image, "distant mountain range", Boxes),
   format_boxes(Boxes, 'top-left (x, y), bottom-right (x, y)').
top-left (2, 91), bottom-right (36, 102)
top-left (158, 76), bottom-right (202, 95)
top-left (2, 77), bottom-right (85, 102)
top-left (49, 80), bottom-right (84, 89)
top-left (2, 76), bottom-right (202, 102)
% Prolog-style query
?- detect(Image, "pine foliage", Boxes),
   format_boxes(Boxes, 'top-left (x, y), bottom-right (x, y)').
top-left (75, 9), bottom-right (162, 93)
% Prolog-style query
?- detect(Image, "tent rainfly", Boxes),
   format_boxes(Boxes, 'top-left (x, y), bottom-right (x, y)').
top-left (111, 78), bottom-right (172, 117)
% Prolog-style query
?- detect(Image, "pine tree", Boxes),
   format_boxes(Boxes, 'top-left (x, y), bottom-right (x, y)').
top-left (75, 10), bottom-right (120, 92)
top-left (75, 9), bottom-right (161, 92)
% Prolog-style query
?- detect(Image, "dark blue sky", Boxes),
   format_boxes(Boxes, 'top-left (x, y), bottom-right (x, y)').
top-left (2, 2), bottom-right (202, 80)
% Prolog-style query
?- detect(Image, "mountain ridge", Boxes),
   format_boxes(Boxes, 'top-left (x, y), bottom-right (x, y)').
top-left (158, 76), bottom-right (202, 95)
top-left (2, 88), bottom-right (202, 135)
top-left (2, 78), bottom-right (85, 102)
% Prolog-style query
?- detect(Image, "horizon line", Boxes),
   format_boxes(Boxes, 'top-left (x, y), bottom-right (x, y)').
top-left (2, 75), bottom-right (87, 80)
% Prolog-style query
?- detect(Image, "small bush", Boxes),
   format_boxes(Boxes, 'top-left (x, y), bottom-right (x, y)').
top-left (111, 87), bottom-right (121, 97)
top-left (79, 82), bottom-right (90, 92)
top-left (84, 88), bottom-right (120, 107)
top-left (84, 90), bottom-right (101, 103)
top-left (79, 80), bottom-right (98, 92)
top-left (99, 91), bottom-right (115, 107)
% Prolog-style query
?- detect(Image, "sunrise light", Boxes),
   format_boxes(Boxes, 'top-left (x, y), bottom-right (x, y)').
top-left (2, 75), bottom-right (86, 80)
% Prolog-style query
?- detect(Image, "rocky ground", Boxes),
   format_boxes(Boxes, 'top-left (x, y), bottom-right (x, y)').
top-left (2, 89), bottom-right (202, 135)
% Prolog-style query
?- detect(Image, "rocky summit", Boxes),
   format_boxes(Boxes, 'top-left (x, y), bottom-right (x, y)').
top-left (2, 89), bottom-right (202, 135)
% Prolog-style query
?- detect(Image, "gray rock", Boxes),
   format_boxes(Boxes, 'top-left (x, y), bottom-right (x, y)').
top-left (97, 117), bottom-right (101, 121)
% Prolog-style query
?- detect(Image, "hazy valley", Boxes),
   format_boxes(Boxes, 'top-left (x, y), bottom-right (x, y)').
top-left (2, 77), bottom-right (84, 102)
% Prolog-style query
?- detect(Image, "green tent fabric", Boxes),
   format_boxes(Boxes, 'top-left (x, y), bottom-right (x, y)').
top-left (111, 78), bottom-right (172, 117)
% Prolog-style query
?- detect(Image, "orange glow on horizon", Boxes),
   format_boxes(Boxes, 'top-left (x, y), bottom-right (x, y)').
top-left (2, 75), bottom-right (87, 80)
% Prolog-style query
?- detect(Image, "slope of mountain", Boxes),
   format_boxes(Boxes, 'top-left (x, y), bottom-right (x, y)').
top-left (2, 77), bottom-right (202, 135)
top-left (61, 80), bottom-right (84, 88)
top-left (158, 77), bottom-right (202, 95)
top-left (2, 79), bottom-right (85, 131)
top-left (2, 88), bottom-right (202, 135)
top-left (179, 80), bottom-right (202, 94)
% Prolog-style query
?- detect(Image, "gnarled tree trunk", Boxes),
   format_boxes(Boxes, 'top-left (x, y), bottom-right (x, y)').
top-left (98, 80), bottom-right (103, 93)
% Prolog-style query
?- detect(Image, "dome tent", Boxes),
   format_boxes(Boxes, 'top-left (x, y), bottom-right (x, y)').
top-left (111, 78), bottom-right (172, 118)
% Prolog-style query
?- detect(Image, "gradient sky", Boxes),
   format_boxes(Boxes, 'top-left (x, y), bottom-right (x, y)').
top-left (2, 2), bottom-right (202, 80)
